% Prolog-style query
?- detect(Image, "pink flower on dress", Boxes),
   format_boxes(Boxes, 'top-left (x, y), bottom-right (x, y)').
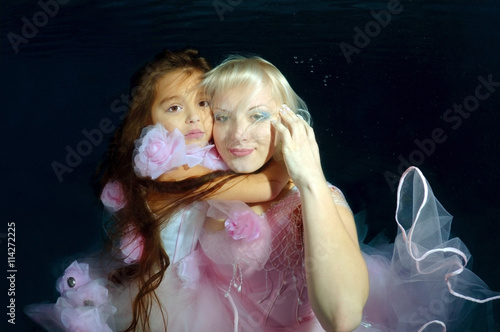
top-left (133, 124), bottom-right (188, 179)
top-left (201, 146), bottom-right (229, 171)
top-left (224, 210), bottom-right (261, 242)
top-left (186, 144), bottom-right (228, 171)
top-left (57, 261), bottom-right (92, 294)
top-left (65, 280), bottom-right (110, 308)
top-left (61, 306), bottom-right (113, 332)
top-left (100, 181), bottom-right (126, 212)
top-left (119, 225), bottom-right (144, 264)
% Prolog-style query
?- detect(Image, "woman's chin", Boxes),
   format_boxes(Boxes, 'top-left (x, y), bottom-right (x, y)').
top-left (226, 161), bottom-right (260, 174)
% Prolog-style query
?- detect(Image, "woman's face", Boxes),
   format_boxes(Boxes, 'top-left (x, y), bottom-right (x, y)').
top-left (150, 70), bottom-right (212, 147)
top-left (212, 84), bottom-right (279, 173)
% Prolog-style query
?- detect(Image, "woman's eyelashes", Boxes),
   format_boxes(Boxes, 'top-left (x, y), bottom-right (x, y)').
top-left (214, 112), bottom-right (229, 123)
top-left (251, 111), bottom-right (271, 123)
top-left (214, 109), bottom-right (273, 124)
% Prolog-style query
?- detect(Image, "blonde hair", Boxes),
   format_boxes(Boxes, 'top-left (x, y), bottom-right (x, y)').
top-left (202, 55), bottom-right (311, 124)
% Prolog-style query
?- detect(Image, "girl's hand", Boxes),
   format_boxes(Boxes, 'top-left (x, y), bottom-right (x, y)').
top-left (271, 105), bottom-right (325, 189)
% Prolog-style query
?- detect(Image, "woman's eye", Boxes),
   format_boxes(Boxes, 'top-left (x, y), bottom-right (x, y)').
top-left (214, 113), bottom-right (229, 123)
top-left (251, 112), bottom-right (270, 122)
top-left (166, 105), bottom-right (183, 112)
top-left (199, 100), bottom-right (210, 107)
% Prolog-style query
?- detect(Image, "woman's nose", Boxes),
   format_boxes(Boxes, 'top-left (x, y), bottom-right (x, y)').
top-left (230, 122), bottom-right (249, 141)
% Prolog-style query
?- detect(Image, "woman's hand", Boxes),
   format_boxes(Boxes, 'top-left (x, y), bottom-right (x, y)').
top-left (271, 105), bottom-right (324, 189)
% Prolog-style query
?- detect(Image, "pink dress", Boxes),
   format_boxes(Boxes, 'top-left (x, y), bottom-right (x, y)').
top-left (25, 164), bottom-right (500, 331)
top-left (161, 167), bottom-right (500, 332)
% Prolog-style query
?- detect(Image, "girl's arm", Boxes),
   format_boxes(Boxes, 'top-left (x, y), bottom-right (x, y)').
top-left (157, 158), bottom-right (289, 203)
top-left (272, 106), bottom-right (369, 332)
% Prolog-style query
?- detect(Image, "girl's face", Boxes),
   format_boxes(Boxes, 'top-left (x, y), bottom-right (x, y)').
top-left (151, 69), bottom-right (212, 147)
top-left (212, 84), bottom-right (279, 173)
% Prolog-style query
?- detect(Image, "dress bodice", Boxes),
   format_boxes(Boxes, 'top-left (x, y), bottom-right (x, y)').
top-left (198, 185), bottom-right (351, 330)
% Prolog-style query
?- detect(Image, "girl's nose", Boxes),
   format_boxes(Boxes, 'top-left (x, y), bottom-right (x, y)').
top-left (185, 107), bottom-right (201, 124)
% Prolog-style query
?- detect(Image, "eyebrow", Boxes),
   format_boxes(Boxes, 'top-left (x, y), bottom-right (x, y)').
top-left (214, 105), bottom-right (271, 113)
top-left (157, 96), bottom-right (180, 106)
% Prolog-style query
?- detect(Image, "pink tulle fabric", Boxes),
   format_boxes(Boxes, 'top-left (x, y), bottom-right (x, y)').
top-left (100, 181), bottom-right (126, 212)
top-left (119, 225), bottom-right (144, 264)
top-left (25, 261), bottom-right (117, 332)
top-left (133, 124), bottom-right (228, 179)
top-left (133, 124), bottom-right (190, 179)
top-left (160, 170), bottom-right (499, 332)
top-left (25, 167), bottom-right (500, 332)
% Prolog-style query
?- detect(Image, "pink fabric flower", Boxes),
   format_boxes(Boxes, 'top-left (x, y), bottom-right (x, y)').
top-left (100, 181), bottom-right (126, 212)
top-left (65, 280), bottom-right (110, 308)
top-left (61, 306), bottom-right (113, 332)
top-left (185, 144), bottom-right (228, 170)
top-left (224, 209), bottom-right (261, 242)
top-left (119, 225), bottom-right (144, 264)
top-left (57, 261), bottom-right (92, 294)
top-left (200, 146), bottom-right (229, 171)
top-left (133, 124), bottom-right (188, 179)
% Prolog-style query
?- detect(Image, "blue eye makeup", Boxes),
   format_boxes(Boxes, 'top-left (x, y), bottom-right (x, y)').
top-left (251, 111), bottom-right (271, 123)
top-left (214, 112), bottom-right (229, 123)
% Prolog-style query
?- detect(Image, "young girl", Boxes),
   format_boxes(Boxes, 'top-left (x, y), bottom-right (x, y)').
top-left (25, 48), bottom-right (289, 332)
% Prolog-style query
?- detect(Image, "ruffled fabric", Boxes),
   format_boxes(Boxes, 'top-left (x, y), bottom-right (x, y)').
top-left (133, 124), bottom-right (228, 179)
top-left (358, 167), bottom-right (500, 331)
top-left (186, 143), bottom-right (229, 171)
top-left (133, 124), bottom-right (190, 179)
top-left (100, 181), bottom-right (126, 212)
top-left (162, 170), bottom-right (499, 332)
top-left (119, 225), bottom-right (144, 264)
top-left (26, 167), bottom-right (500, 332)
top-left (25, 261), bottom-right (117, 332)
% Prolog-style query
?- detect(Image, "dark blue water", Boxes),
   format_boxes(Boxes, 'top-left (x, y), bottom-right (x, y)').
top-left (1, 0), bottom-right (499, 330)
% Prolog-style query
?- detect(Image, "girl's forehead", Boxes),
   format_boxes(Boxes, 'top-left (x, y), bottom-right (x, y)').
top-left (156, 70), bottom-right (203, 95)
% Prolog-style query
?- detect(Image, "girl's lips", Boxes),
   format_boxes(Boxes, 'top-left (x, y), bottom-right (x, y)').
top-left (229, 148), bottom-right (254, 157)
top-left (185, 131), bottom-right (204, 139)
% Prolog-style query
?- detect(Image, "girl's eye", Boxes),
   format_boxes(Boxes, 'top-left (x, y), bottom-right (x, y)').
top-left (214, 113), bottom-right (229, 123)
top-left (166, 105), bottom-right (183, 112)
top-left (199, 100), bottom-right (210, 107)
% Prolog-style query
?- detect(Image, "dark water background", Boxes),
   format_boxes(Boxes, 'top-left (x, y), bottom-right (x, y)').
top-left (1, 0), bottom-right (499, 330)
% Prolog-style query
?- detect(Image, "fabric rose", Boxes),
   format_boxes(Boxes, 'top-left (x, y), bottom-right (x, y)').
top-left (100, 181), bottom-right (126, 212)
top-left (119, 225), bottom-right (144, 264)
top-left (133, 124), bottom-right (188, 179)
top-left (65, 280), bottom-right (110, 308)
top-left (224, 209), bottom-right (261, 242)
top-left (57, 261), bottom-right (92, 294)
top-left (185, 144), bottom-right (228, 170)
top-left (200, 145), bottom-right (229, 171)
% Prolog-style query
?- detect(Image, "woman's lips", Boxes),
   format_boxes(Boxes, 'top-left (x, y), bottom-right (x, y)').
top-left (185, 130), bottom-right (204, 139)
top-left (229, 148), bottom-right (254, 157)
